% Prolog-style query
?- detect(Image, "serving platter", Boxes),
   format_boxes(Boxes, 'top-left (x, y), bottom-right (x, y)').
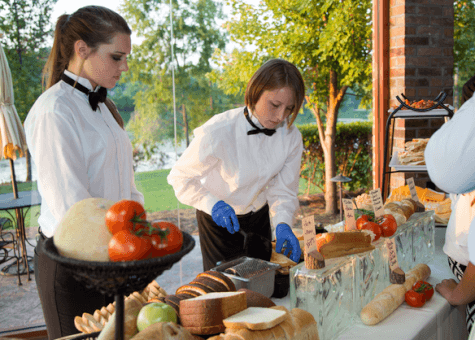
top-left (389, 151), bottom-right (427, 171)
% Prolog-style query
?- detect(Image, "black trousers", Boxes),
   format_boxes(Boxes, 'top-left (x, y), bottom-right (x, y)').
top-left (196, 204), bottom-right (272, 271)
top-left (34, 232), bottom-right (114, 339)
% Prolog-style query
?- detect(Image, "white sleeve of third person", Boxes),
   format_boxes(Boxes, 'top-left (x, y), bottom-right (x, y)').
top-left (425, 97), bottom-right (475, 194)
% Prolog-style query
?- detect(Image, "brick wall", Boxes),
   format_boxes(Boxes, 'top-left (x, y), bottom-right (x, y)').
top-left (388, 0), bottom-right (453, 193)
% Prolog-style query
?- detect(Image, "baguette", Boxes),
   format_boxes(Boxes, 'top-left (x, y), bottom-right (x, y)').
top-left (360, 263), bottom-right (431, 326)
top-left (360, 284), bottom-right (407, 326)
top-left (315, 231), bottom-right (374, 259)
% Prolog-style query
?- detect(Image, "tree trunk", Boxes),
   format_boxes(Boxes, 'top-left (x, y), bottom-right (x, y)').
top-left (323, 70), bottom-right (348, 214)
top-left (182, 103), bottom-right (189, 146)
top-left (307, 69), bottom-right (349, 215)
top-left (25, 150), bottom-right (32, 182)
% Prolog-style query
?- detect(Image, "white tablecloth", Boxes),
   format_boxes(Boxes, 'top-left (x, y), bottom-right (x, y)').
top-left (272, 228), bottom-right (469, 340)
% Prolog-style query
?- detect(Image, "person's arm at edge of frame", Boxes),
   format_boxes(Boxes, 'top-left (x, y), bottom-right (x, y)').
top-left (425, 97), bottom-right (475, 194)
top-left (436, 262), bottom-right (475, 306)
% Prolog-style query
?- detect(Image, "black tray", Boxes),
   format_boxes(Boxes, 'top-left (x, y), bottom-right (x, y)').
top-left (43, 232), bottom-right (195, 296)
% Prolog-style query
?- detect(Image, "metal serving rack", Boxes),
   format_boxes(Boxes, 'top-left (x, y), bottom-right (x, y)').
top-left (381, 92), bottom-right (454, 200)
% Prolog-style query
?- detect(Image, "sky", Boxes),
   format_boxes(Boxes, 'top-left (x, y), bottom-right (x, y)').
top-left (51, 0), bottom-right (121, 20)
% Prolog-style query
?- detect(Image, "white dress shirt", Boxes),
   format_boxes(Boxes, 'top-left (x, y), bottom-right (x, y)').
top-left (167, 106), bottom-right (303, 229)
top-left (425, 95), bottom-right (475, 194)
top-left (24, 70), bottom-right (144, 237)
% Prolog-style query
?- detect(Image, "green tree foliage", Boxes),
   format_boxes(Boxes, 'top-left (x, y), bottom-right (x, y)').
top-left (454, 0), bottom-right (475, 106)
top-left (0, 0), bottom-right (57, 182)
top-left (0, 0), bottom-right (57, 121)
top-left (210, 0), bottom-right (372, 213)
top-left (121, 0), bottom-right (239, 148)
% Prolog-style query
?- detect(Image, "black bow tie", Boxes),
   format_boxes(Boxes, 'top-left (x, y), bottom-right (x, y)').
top-left (244, 107), bottom-right (276, 136)
top-left (61, 73), bottom-right (107, 111)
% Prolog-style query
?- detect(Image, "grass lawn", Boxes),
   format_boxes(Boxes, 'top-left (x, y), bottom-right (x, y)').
top-left (2, 169), bottom-right (320, 230)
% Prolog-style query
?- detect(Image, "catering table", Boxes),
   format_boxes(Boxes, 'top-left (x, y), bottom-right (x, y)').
top-left (271, 227), bottom-right (469, 340)
top-left (0, 190), bottom-right (41, 284)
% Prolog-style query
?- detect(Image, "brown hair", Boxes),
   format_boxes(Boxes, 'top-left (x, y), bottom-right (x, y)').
top-left (245, 59), bottom-right (305, 127)
top-left (42, 6), bottom-right (131, 128)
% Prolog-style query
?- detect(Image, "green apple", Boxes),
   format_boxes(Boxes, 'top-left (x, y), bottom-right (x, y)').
top-left (136, 302), bottom-right (177, 332)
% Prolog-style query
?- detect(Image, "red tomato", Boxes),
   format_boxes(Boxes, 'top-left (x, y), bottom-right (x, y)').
top-left (108, 230), bottom-right (152, 262)
top-left (413, 281), bottom-right (434, 302)
top-left (405, 289), bottom-right (426, 307)
top-left (146, 221), bottom-right (184, 258)
top-left (356, 215), bottom-right (371, 230)
top-left (361, 221), bottom-right (382, 241)
top-left (378, 214), bottom-right (398, 237)
top-left (106, 200), bottom-right (147, 235)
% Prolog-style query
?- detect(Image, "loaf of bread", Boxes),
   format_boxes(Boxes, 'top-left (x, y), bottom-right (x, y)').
top-left (360, 263), bottom-right (431, 326)
top-left (180, 291), bottom-right (247, 335)
top-left (207, 306), bottom-right (319, 340)
top-left (237, 288), bottom-right (276, 308)
top-left (315, 231), bottom-right (375, 259)
top-left (195, 271), bottom-right (237, 292)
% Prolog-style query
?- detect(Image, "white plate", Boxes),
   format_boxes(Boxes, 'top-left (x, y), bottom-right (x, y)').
top-left (389, 151), bottom-right (427, 171)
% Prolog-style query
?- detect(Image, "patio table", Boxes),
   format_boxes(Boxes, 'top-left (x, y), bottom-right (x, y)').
top-left (0, 190), bottom-right (41, 285)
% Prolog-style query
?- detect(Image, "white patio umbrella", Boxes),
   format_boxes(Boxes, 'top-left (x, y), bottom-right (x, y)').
top-left (0, 39), bottom-right (27, 198)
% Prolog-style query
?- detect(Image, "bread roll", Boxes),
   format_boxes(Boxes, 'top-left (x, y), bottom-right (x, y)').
top-left (97, 298), bottom-right (143, 340)
top-left (129, 322), bottom-right (196, 340)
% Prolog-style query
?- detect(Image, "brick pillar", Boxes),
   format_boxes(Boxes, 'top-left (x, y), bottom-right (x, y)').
top-left (388, 0), bottom-right (453, 193)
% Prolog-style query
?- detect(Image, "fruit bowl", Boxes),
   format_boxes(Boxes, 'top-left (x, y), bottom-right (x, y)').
top-left (43, 232), bottom-right (195, 296)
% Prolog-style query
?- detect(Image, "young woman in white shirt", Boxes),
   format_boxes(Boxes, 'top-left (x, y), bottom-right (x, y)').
top-left (24, 6), bottom-right (143, 339)
top-left (167, 59), bottom-right (304, 271)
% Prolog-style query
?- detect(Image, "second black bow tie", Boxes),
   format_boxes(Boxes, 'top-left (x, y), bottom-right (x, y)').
top-left (61, 73), bottom-right (107, 111)
top-left (244, 107), bottom-right (276, 136)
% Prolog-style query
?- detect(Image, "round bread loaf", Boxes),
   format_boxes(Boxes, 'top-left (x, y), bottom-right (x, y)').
top-left (403, 198), bottom-right (425, 212)
top-left (176, 283), bottom-right (213, 296)
top-left (196, 271), bottom-right (237, 292)
top-left (384, 202), bottom-right (404, 215)
top-left (192, 276), bottom-right (228, 293)
top-left (400, 200), bottom-right (415, 216)
top-left (399, 205), bottom-right (413, 220)
top-left (238, 288), bottom-right (276, 308)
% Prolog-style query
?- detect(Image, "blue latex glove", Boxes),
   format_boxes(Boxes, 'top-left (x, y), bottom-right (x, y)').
top-left (211, 201), bottom-right (240, 234)
top-left (275, 223), bottom-right (301, 263)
